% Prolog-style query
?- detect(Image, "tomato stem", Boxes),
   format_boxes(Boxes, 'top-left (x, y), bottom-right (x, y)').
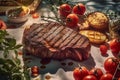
top-left (112, 58), bottom-right (119, 63)
top-left (112, 62), bottom-right (120, 80)
top-left (78, 64), bottom-right (82, 70)
top-left (77, 5), bottom-right (81, 10)
top-left (94, 69), bottom-right (98, 77)
top-left (66, 18), bottom-right (72, 22)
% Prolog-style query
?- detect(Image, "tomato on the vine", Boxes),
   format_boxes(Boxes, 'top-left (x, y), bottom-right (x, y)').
top-left (83, 75), bottom-right (97, 80)
top-left (104, 57), bottom-right (119, 74)
top-left (89, 68), bottom-right (103, 80)
top-left (59, 4), bottom-right (72, 17)
top-left (66, 13), bottom-right (79, 28)
top-left (73, 66), bottom-right (89, 80)
top-left (100, 73), bottom-right (113, 80)
top-left (72, 3), bottom-right (86, 15)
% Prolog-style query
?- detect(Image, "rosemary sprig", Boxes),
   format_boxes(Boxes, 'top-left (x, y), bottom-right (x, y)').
top-left (41, 0), bottom-right (74, 25)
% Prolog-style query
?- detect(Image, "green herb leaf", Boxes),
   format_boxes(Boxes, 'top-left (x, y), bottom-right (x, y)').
top-left (2, 63), bottom-right (11, 71)
top-left (23, 68), bottom-right (30, 80)
top-left (14, 44), bottom-right (22, 49)
top-left (14, 58), bottom-right (21, 65)
top-left (0, 47), bottom-right (3, 50)
top-left (0, 30), bottom-right (30, 80)
top-left (11, 66), bottom-right (22, 73)
top-left (14, 50), bottom-right (18, 58)
top-left (6, 59), bottom-right (16, 66)
top-left (12, 73), bottom-right (24, 80)
top-left (5, 38), bottom-right (16, 47)
top-left (0, 67), bottom-right (9, 75)
top-left (3, 41), bottom-right (9, 46)
top-left (0, 58), bottom-right (6, 64)
top-left (3, 49), bottom-right (9, 58)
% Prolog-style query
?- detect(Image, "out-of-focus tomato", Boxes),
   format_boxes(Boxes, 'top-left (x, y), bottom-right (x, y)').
top-left (104, 57), bottom-right (119, 74)
top-left (83, 75), bottom-right (97, 80)
top-left (59, 4), bottom-right (72, 17)
top-left (32, 12), bottom-right (39, 19)
top-left (0, 19), bottom-right (7, 30)
top-left (66, 13), bottom-right (79, 28)
top-left (100, 73), bottom-right (113, 80)
top-left (89, 68), bottom-right (103, 80)
top-left (72, 3), bottom-right (86, 15)
top-left (73, 66), bottom-right (89, 80)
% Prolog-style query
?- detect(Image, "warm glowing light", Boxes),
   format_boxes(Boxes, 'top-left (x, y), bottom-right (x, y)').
top-left (22, 6), bottom-right (29, 13)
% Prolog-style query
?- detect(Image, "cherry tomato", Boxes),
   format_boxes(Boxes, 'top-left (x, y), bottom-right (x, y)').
top-left (89, 68), bottom-right (103, 80)
top-left (31, 66), bottom-right (39, 77)
top-left (59, 4), bottom-right (72, 17)
top-left (0, 19), bottom-right (7, 30)
top-left (73, 66), bottom-right (89, 80)
top-left (104, 57), bottom-right (119, 74)
top-left (73, 3), bottom-right (86, 15)
top-left (100, 73), bottom-right (113, 80)
top-left (109, 39), bottom-right (120, 56)
top-left (83, 75), bottom-right (97, 80)
top-left (31, 66), bottom-right (39, 73)
top-left (32, 12), bottom-right (39, 19)
top-left (66, 13), bottom-right (79, 28)
top-left (100, 45), bottom-right (108, 55)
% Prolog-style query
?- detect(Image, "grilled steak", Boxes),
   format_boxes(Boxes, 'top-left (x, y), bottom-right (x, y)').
top-left (23, 22), bottom-right (91, 61)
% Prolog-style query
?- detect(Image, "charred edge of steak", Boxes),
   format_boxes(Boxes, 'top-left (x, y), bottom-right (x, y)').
top-left (24, 45), bottom-right (90, 61)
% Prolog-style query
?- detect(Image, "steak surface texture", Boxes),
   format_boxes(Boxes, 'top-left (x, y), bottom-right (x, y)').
top-left (23, 22), bottom-right (91, 61)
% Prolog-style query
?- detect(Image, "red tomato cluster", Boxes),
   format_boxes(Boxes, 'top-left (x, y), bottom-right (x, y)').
top-left (73, 57), bottom-right (120, 80)
top-left (59, 3), bottom-right (86, 28)
top-left (99, 38), bottom-right (120, 57)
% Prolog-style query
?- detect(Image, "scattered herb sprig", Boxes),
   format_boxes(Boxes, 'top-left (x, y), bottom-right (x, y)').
top-left (0, 30), bottom-right (30, 80)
